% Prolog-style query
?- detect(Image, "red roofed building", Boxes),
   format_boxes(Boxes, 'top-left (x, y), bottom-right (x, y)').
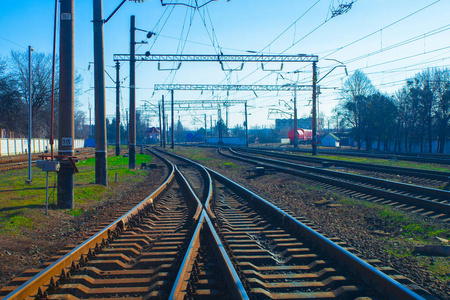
top-left (145, 127), bottom-right (160, 143)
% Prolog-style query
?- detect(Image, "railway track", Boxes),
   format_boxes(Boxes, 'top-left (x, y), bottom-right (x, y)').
top-left (222, 148), bottom-right (450, 222)
top-left (0, 148), bottom-right (433, 299)
top-left (254, 146), bottom-right (450, 165)
top-left (232, 147), bottom-right (450, 185)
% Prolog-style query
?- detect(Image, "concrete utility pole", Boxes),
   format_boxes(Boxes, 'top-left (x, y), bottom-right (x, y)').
top-left (162, 95), bottom-right (166, 148)
top-left (115, 61), bottom-right (120, 156)
top-left (204, 114), bottom-right (207, 144)
top-left (312, 61), bottom-right (318, 156)
top-left (225, 105), bottom-right (229, 137)
top-left (27, 45), bottom-right (33, 184)
top-left (218, 107), bottom-right (223, 144)
top-left (159, 102), bottom-right (162, 147)
top-left (93, 0), bottom-right (108, 185)
top-left (293, 86), bottom-right (298, 148)
top-left (245, 102), bottom-right (248, 147)
top-left (58, 0), bottom-right (75, 208)
top-left (171, 90), bottom-right (174, 149)
top-left (129, 15), bottom-right (136, 169)
top-left (88, 102), bottom-right (92, 138)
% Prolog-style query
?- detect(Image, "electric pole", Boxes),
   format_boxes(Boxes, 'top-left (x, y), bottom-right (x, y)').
top-left (204, 114), bottom-right (207, 144)
top-left (218, 107), bottom-right (223, 144)
top-left (88, 102), bottom-right (92, 138)
top-left (293, 86), bottom-right (298, 148)
top-left (159, 102), bottom-right (162, 147)
top-left (162, 95), bottom-right (166, 148)
top-left (312, 61), bottom-right (318, 156)
top-left (115, 61), bottom-right (120, 156)
top-left (225, 104), bottom-right (229, 137)
top-left (129, 15), bottom-right (136, 169)
top-left (58, 0), bottom-right (75, 207)
top-left (93, 0), bottom-right (108, 185)
top-left (171, 90), bottom-right (174, 149)
top-left (245, 102), bottom-right (248, 147)
top-left (27, 45), bottom-right (33, 184)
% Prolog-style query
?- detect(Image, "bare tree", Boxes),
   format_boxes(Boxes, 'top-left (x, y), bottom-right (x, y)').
top-left (406, 70), bottom-right (434, 153)
top-left (0, 58), bottom-right (24, 135)
top-left (339, 70), bottom-right (376, 149)
top-left (430, 68), bottom-right (450, 153)
top-left (10, 51), bottom-right (56, 137)
top-left (9, 50), bottom-right (83, 139)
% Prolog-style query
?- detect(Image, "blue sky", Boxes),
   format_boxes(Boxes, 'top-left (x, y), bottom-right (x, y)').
top-left (1, 0), bottom-right (449, 130)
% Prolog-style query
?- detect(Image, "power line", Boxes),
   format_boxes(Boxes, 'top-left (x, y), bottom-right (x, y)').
top-left (322, 0), bottom-right (441, 60)
top-left (0, 36), bottom-right (27, 49)
top-left (258, 0), bottom-right (323, 54)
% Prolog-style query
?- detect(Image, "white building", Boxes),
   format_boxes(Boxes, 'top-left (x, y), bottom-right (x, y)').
top-left (321, 133), bottom-right (340, 147)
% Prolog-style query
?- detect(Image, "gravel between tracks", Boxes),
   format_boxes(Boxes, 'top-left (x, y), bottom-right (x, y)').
top-left (0, 157), bottom-right (167, 289)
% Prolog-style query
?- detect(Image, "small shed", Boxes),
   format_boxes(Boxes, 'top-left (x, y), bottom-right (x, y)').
top-left (321, 133), bottom-right (340, 147)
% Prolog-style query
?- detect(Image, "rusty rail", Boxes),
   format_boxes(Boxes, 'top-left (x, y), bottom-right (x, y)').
top-left (2, 155), bottom-right (175, 300)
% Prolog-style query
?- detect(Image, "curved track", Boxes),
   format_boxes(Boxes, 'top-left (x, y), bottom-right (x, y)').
top-left (253, 146), bottom-right (450, 165)
top-left (222, 148), bottom-right (450, 223)
top-left (0, 147), bottom-right (433, 299)
top-left (232, 147), bottom-right (450, 184)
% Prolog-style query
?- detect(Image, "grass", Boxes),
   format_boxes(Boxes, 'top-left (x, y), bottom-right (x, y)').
top-left (169, 147), bottom-right (223, 165)
top-left (313, 154), bottom-right (450, 172)
top-left (220, 162), bottom-right (239, 169)
top-left (0, 153), bottom-right (153, 235)
top-left (333, 195), bottom-right (450, 258)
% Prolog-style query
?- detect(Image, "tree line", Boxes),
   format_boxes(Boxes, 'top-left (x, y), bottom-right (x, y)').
top-left (337, 68), bottom-right (450, 153)
top-left (0, 50), bottom-right (85, 139)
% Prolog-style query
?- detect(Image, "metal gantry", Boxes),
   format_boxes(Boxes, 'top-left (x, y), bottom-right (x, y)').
top-left (154, 84), bottom-right (314, 148)
top-left (116, 52), bottom-right (318, 151)
top-left (154, 98), bottom-right (248, 148)
top-left (114, 54), bottom-right (318, 63)
top-left (154, 84), bottom-right (312, 91)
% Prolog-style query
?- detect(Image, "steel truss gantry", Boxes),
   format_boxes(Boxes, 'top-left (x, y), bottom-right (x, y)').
top-left (154, 84), bottom-right (312, 91)
top-left (114, 54), bottom-right (318, 63)
top-left (159, 99), bottom-right (247, 105)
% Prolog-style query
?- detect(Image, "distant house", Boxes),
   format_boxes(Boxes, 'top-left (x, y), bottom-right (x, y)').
top-left (145, 127), bottom-right (160, 143)
top-left (321, 133), bottom-right (340, 147)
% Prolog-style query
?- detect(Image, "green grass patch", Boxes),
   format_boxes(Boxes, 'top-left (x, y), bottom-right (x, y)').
top-left (0, 211), bottom-right (35, 234)
top-left (67, 208), bottom-right (84, 216)
top-left (220, 162), bottom-right (239, 169)
top-left (312, 154), bottom-right (450, 172)
top-left (0, 152), bottom-right (154, 235)
top-left (338, 196), bottom-right (450, 242)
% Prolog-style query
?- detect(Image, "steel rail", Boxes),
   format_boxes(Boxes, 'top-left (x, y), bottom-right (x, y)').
top-left (205, 167), bottom-right (424, 300)
top-left (263, 146), bottom-right (450, 165)
top-left (234, 147), bottom-right (450, 182)
top-left (155, 148), bottom-right (425, 299)
top-left (169, 210), bottom-right (249, 300)
top-left (153, 148), bottom-right (248, 299)
top-left (222, 148), bottom-right (450, 215)
top-left (154, 148), bottom-right (215, 216)
top-left (3, 155), bottom-right (175, 300)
